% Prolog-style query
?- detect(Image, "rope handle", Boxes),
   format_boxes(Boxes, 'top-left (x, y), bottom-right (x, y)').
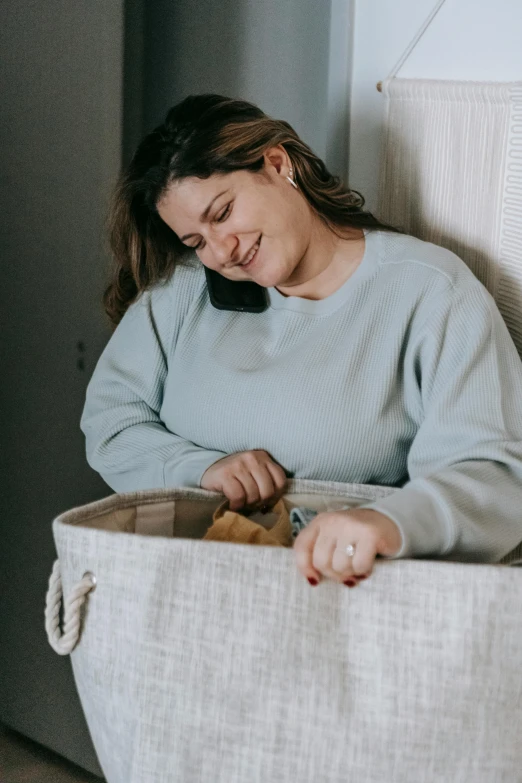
top-left (44, 560), bottom-right (96, 655)
top-left (43, 543), bottom-right (520, 658)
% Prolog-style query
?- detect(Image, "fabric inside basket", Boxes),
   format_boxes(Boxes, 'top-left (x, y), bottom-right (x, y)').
top-left (77, 493), bottom-right (371, 540)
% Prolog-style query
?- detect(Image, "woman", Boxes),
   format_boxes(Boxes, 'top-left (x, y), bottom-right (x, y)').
top-left (81, 94), bottom-right (522, 588)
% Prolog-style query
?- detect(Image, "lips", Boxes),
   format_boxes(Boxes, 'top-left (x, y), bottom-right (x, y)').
top-left (237, 235), bottom-right (261, 267)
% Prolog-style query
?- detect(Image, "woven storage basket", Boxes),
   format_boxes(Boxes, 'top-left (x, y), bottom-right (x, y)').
top-left (45, 479), bottom-right (522, 783)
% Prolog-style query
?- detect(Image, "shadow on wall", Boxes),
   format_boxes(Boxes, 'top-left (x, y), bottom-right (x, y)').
top-left (141, 0), bottom-right (332, 163)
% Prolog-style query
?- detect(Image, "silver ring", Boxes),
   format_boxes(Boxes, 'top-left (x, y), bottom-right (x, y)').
top-left (345, 544), bottom-right (356, 558)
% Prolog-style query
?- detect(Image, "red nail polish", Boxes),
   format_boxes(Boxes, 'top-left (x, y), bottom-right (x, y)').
top-left (357, 574), bottom-right (368, 580)
top-left (343, 579), bottom-right (356, 587)
top-left (307, 577), bottom-right (318, 586)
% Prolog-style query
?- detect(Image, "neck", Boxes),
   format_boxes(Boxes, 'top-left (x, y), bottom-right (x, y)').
top-left (276, 218), bottom-right (365, 300)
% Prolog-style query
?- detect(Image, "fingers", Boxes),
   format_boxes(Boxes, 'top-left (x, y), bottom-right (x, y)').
top-left (331, 544), bottom-right (356, 577)
top-left (312, 535), bottom-right (339, 581)
top-left (223, 474), bottom-right (259, 511)
top-left (293, 521), bottom-right (323, 584)
top-left (294, 512), bottom-right (379, 586)
top-left (313, 537), bottom-right (369, 583)
top-left (225, 452), bottom-right (287, 512)
top-left (351, 537), bottom-right (377, 577)
top-left (201, 451), bottom-right (289, 512)
top-left (264, 460), bottom-right (288, 502)
top-left (293, 522), bottom-right (323, 584)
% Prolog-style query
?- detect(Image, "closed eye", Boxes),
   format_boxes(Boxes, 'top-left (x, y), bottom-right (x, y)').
top-left (187, 202), bottom-right (232, 251)
top-left (216, 203), bottom-right (231, 223)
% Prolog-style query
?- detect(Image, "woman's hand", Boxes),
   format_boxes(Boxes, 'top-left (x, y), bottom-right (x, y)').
top-left (200, 449), bottom-right (288, 512)
top-left (293, 508), bottom-right (402, 586)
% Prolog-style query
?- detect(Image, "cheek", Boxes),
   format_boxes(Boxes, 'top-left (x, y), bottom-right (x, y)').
top-left (230, 200), bottom-right (263, 232)
top-left (272, 197), bottom-right (305, 244)
top-left (259, 206), bottom-right (292, 243)
top-left (198, 248), bottom-right (220, 270)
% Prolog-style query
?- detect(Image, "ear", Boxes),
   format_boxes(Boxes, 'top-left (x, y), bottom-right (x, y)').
top-left (263, 145), bottom-right (292, 178)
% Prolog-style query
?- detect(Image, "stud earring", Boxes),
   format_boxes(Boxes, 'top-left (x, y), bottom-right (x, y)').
top-left (286, 167), bottom-right (298, 189)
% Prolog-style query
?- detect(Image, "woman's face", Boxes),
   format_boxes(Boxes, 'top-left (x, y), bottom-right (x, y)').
top-left (156, 146), bottom-right (315, 289)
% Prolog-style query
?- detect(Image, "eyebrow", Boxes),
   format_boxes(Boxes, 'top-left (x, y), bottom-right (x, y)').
top-left (179, 189), bottom-right (229, 241)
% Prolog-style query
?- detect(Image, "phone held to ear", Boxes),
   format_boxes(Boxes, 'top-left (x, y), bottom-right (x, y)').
top-left (204, 267), bottom-right (268, 313)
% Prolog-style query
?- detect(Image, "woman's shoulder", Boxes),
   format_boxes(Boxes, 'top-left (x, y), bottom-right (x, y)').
top-left (125, 253), bottom-right (206, 336)
top-left (136, 253), bottom-right (205, 307)
top-left (375, 230), bottom-right (481, 295)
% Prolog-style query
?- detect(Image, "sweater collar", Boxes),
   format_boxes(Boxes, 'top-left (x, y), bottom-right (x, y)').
top-left (266, 229), bottom-right (382, 315)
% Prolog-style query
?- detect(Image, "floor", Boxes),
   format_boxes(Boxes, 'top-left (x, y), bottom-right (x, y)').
top-left (0, 725), bottom-right (103, 783)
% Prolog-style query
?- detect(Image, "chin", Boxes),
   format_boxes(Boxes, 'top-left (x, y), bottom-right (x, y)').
top-left (251, 272), bottom-right (281, 289)
top-left (252, 262), bottom-right (290, 288)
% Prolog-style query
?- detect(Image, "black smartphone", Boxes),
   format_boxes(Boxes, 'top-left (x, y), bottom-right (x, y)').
top-left (204, 267), bottom-right (268, 313)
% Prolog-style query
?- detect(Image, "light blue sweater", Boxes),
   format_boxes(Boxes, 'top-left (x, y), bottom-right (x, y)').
top-left (80, 230), bottom-right (522, 561)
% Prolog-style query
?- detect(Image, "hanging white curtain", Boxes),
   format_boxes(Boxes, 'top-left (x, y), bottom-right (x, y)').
top-left (378, 78), bottom-right (522, 357)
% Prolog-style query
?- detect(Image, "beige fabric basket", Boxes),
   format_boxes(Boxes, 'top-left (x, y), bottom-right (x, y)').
top-left (46, 479), bottom-right (522, 783)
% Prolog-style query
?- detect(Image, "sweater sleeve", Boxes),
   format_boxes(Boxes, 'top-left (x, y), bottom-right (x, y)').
top-left (363, 283), bottom-right (522, 562)
top-left (80, 283), bottom-right (227, 493)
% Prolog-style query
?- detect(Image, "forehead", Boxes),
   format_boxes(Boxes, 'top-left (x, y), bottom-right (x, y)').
top-left (159, 171), bottom-right (247, 220)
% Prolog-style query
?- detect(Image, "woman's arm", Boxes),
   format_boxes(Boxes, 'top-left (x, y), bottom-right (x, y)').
top-left (362, 283), bottom-right (522, 562)
top-left (80, 284), bottom-right (227, 492)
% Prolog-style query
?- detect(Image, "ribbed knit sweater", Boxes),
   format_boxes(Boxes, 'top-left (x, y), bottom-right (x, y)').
top-left (80, 230), bottom-right (522, 561)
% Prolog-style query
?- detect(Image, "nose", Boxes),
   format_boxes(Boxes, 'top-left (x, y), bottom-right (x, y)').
top-left (209, 231), bottom-right (239, 267)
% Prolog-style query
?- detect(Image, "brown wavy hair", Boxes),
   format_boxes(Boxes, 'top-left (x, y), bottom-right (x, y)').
top-left (105, 94), bottom-right (399, 325)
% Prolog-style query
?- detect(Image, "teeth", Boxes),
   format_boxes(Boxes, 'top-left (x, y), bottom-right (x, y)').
top-left (241, 240), bottom-right (260, 265)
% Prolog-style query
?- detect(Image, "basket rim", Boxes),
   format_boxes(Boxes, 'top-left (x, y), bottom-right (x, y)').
top-left (52, 479), bottom-right (395, 528)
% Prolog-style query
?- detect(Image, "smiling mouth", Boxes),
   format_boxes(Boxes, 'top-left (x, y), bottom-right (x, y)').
top-left (236, 235), bottom-right (261, 269)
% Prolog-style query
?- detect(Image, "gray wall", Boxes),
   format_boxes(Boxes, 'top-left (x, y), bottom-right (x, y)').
top-left (143, 0), bottom-right (333, 163)
top-left (0, 1), bottom-right (348, 775)
top-left (0, 0), bottom-right (125, 775)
